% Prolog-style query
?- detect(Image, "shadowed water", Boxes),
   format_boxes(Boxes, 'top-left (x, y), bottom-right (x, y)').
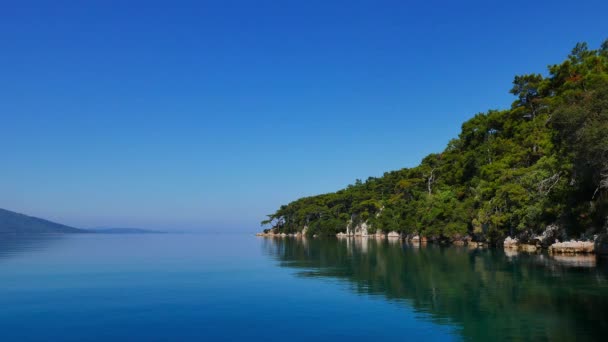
top-left (1, 233), bottom-right (607, 341)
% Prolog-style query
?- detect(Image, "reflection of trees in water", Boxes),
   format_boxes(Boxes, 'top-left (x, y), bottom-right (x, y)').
top-left (262, 237), bottom-right (608, 341)
top-left (0, 234), bottom-right (64, 261)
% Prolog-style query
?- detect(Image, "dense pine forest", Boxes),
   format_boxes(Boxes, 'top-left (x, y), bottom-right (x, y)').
top-left (262, 41), bottom-right (608, 244)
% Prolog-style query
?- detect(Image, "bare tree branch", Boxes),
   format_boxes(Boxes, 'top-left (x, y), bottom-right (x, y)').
top-left (537, 172), bottom-right (561, 195)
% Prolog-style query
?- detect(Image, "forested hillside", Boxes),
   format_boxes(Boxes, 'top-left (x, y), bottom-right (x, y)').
top-left (262, 41), bottom-right (608, 244)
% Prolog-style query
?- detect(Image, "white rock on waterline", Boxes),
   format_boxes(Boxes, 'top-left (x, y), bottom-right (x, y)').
top-left (549, 240), bottom-right (594, 254)
top-left (504, 236), bottom-right (519, 249)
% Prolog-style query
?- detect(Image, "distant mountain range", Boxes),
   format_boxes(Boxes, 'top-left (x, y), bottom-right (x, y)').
top-left (0, 208), bottom-right (162, 234)
top-left (0, 208), bottom-right (86, 234)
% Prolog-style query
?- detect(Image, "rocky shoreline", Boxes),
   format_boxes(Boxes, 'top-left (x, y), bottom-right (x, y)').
top-left (500, 225), bottom-right (608, 255)
top-left (257, 224), bottom-right (608, 256)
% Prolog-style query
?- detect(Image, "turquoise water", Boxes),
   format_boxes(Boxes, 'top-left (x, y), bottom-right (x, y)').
top-left (1, 234), bottom-right (607, 341)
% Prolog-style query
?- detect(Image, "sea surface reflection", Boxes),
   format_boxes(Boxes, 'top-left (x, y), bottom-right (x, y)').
top-left (262, 236), bottom-right (608, 341)
top-left (1, 233), bottom-right (606, 341)
top-left (0, 233), bottom-right (460, 341)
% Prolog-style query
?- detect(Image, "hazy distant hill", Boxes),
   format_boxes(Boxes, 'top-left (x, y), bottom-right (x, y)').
top-left (0, 208), bottom-right (86, 234)
top-left (88, 227), bottom-right (163, 234)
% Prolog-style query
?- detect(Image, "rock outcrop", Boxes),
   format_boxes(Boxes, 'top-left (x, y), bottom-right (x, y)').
top-left (468, 241), bottom-right (486, 249)
top-left (503, 236), bottom-right (538, 252)
top-left (257, 228), bottom-right (278, 237)
top-left (504, 236), bottom-right (519, 249)
top-left (451, 235), bottom-right (471, 246)
top-left (549, 240), bottom-right (595, 254)
top-left (347, 221), bottom-right (369, 237)
top-left (387, 231), bottom-right (400, 238)
top-left (519, 244), bottom-right (538, 252)
top-left (532, 224), bottom-right (564, 248)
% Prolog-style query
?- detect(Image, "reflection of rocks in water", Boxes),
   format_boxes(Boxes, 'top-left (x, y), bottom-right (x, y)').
top-left (408, 241), bottom-right (420, 248)
top-left (262, 236), bottom-right (608, 341)
top-left (374, 237), bottom-right (384, 246)
top-left (353, 237), bottom-right (368, 254)
top-left (405, 239), bottom-right (426, 248)
top-left (345, 236), bottom-right (353, 255)
top-left (550, 254), bottom-right (597, 267)
top-left (300, 236), bottom-right (309, 249)
top-left (503, 248), bottom-right (519, 258)
top-left (505, 249), bottom-right (598, 269)
top-left (387, 236), bottom-right (401, 244)
top-left (343, 236), bottom-right (368, 255)
top-left (361, 238), bottom-right (368, 254)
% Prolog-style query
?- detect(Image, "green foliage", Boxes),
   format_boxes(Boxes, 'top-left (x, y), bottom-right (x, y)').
top-left (263, 40), bottom-right (608, 241)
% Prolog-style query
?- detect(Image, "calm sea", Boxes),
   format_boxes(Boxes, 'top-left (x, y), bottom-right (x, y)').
top-left (0, 233), bottom-right (607, 341)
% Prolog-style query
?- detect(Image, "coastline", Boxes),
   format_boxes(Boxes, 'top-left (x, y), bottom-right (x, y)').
top-left (257, 228), bottom-right (608, 256)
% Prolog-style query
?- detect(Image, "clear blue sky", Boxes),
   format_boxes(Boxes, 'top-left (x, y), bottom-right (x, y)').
top-left (1, 0), bottom-right (606, 231)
